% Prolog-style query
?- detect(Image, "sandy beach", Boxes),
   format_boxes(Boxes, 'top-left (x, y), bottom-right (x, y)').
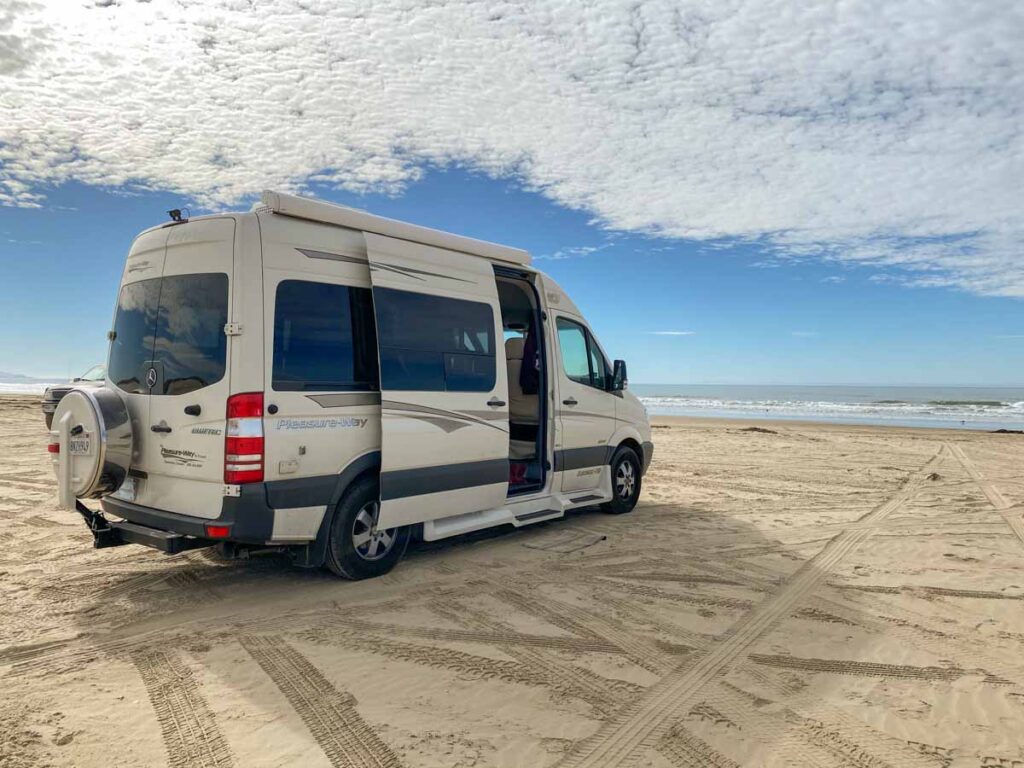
top-left (1, 393), bottom-right (1023, 767)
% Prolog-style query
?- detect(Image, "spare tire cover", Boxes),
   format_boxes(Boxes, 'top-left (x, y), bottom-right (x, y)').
top-left (51, 387), bottom-right (133, 499)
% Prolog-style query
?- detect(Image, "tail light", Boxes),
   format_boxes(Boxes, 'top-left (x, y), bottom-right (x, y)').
top-left (47, 442), bottom-right (60, 454)
top-left (225, 392), bottom-right (263, 484)
top-left (205, 524), bottom-right (231, 539)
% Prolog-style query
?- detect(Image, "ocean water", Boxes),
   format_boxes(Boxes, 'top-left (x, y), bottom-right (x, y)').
top-left (0, 379), bottom-right (63, 395)
top-left (4, 377), bottom-right (1022, 431)
top-left (632, 384), bottom-right (1024, 431)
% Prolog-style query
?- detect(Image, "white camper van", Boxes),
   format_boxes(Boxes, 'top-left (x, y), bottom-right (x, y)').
top-left (49, 192), bottom-right (653, 579)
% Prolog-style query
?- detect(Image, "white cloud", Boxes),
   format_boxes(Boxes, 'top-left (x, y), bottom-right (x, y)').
top-left (648, 331), bottom-right (696, 336)
top-left (536, 245), bottom-right (603, 261)
top-left (1, 1), bottom-right (1022, 295)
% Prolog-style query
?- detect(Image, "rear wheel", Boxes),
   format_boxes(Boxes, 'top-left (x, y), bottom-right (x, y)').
top-left (602, 446), bottom-right (642, 515)
top-left (325, 478), bottom-right (410, 580)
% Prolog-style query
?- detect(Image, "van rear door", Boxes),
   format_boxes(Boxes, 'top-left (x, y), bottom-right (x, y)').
top-left (107, 227), bottom-right (170, 476)
top-left (364, 233), bottom-right (510, 530)
top-left (132, 219), bottom-right (236, 519)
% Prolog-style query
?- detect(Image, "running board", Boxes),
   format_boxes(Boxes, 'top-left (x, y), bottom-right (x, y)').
top-left (422, 507), bottom-right (515, 541)
top-left (569, 494), bottom-right (606, 505)
top-left (421, 505), bottom-right (566, 541)
top-left (513, 509), bottom-right (562, 525)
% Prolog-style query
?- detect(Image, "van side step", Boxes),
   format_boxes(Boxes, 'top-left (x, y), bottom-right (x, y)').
top-left (108, 520), bottom-right (211, 555)
top-left (514, 509), bottom-right (562, 524)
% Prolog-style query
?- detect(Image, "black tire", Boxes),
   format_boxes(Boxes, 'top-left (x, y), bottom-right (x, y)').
top-left (602, 446), bottom-right (642, 515)
top-left (324, 477), bottom-right (410, 580)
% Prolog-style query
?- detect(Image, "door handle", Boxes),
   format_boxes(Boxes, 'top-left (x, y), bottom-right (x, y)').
top-left (183, 404), bottom-right (201, 416)
top-left (487, 398), bottom-right (506, 407)
top-left (150, 424), bottom-right (172, 434)
top-left (562, 397), bottom-right (578, 406)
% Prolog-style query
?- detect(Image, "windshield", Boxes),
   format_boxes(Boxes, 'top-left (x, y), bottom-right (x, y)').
top-left (77, 364), bottom-right (106, 382)
top-left (108, 273), bottom-right (228, 396)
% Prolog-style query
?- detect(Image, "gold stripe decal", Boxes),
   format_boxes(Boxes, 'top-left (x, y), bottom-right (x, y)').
top-left (307, 393), bottom-right (381, 408)
top-left (382, 400), bottom-right (508, 433)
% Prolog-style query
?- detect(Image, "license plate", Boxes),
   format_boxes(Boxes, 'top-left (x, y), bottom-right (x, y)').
top-left (68, 437), bottom-right (91, 455)
top-left (112, 476), bottom-right (136, 501)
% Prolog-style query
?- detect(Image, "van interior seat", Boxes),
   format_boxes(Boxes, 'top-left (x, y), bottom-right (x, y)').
top-left (505, 336), bottom-right (539, 425)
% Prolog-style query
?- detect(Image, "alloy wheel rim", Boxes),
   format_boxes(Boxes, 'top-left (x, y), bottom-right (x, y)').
top-left (352, 501), bottom-right (395, 561)
top-left (615, 460), bottom-right (636, 500)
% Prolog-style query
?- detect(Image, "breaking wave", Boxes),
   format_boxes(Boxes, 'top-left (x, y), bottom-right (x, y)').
top-left (638, 391), bottom-right (1024, 429)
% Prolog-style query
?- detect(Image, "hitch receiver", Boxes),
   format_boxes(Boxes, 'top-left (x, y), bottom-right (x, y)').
top-left (73, 500), bottom-right (210, 554)
top-left (75, 500), bottom-right (124, 549)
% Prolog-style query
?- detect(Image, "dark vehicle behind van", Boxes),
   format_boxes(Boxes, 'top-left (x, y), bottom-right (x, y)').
top-left (41, 364), bottom-right (106, 428)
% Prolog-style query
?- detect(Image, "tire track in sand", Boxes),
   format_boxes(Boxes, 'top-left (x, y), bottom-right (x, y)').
top-left (131, 648), bottom-right (234, 768)
top-left (557, 446), bottom-right (946, 768)
top-left (427, 597), bottom-right (642, 718)
top-left (490, 586), bottom-right (674, 675)
top-left (748, 653), bottom-right (1011, 685)
top-left (948, 443), bottom-right (1024, 545)
top-left (740, 666), bottom-right (942, 767)
top-left (239, 635), bottom-right (402, 768)
top-left (320, 614), bottom-right (618, 654)
top-left (656, 725), bottom-right (741, 768)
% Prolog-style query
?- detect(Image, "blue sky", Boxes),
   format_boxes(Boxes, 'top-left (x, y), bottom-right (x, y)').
top-left (1, 169), bottom-right (1021, 385)
top-left (1, 1), bottom-right (1021, 385)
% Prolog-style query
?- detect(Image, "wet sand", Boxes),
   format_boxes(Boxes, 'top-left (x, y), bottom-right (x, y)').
top-left (2, 394), bottom-right (1023, 767)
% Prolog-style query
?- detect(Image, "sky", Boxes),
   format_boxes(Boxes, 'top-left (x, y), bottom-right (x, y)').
top-left (1, 0), bottom-right (1022, 385)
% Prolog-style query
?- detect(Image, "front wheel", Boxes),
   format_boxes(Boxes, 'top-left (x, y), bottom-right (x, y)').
top-left (325, 478), bottom-right (410, 580)
top-left (602, 446), bottom-right (642, 515)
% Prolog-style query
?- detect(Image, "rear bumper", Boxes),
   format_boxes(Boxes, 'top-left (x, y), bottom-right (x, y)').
top-left (101, 483), bottom-right (276, 545)
top-left (108, 519), bottom-right (213, 554)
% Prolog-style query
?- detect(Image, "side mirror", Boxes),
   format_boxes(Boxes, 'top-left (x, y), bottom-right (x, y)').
top-left (612, 359), bottom-right (628, 391)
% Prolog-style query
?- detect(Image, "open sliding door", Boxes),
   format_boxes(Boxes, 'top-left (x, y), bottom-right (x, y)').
top-left (364, 233), bottom-right (510, 530)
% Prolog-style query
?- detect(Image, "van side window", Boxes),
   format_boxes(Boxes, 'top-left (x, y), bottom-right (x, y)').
top-left (272, 280), bottom-right (379, 392)
top-left (556, 318), bottom-right (591, 385)
top-left (557, 316), bottom-right (611, 391)
top-left (588, 338), bottom-right (610, 390)
top-left (374, 288), bottom-right (495, 392)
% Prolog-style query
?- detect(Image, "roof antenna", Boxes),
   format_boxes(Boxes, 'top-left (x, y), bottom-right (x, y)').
top-left (167, 207), bottom-right (190, 223)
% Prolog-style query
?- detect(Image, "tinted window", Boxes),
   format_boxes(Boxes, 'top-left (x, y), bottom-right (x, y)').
top-left (556, 318), bottom-right (590, 385)
top-left (375, 288), bottom-right (495, 392)
top-left (154, 274), bottom-right (229, 395)
top-left (108, 274), bottom-right (228, 396)
top-left (273, 281), bottom-right (378, 391)
top-left (589, 339), bottom-right (610, 390)
top-left (109, 279), bottom-right (160, 394)
top-left (557, 317), bottom-right (611, 391)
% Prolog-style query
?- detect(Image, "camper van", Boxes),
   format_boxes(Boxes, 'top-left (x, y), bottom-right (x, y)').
top-left (48, 192), bottom-right (653, 579)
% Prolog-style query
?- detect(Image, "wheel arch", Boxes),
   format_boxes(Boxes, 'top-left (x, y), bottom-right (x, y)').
top-left (326, 451), bottom-right (382, 509)
top-left (290, 451), bottom-right (381, 568)
top-left (608, 424), bottom-right (645, 467)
